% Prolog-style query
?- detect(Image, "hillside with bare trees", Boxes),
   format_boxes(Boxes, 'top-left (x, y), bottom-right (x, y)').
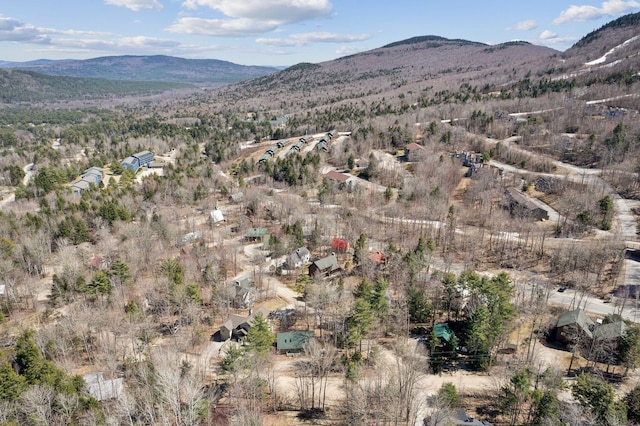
top-left (2, 12), bottom-right (640, 426)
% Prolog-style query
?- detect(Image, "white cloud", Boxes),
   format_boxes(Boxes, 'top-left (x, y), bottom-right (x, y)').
top-left (105, 0), bottom-right (163, 11)
top-left (506, 19), bottom-right (538, 31)
top-left (535, 29), bottom-right (577, 46)
top-left (167, 17), bottom-right (280, 36)
top-left (0, 16), bottom-right (50, 43)
top-left (257, 31), bottom-right (370, 47)
top-left (540, 30), bottom-right (557, 40)
top-left (554, 0), bottom-right (640, 24)
top-left (182, 0), bottom-right (331, 22)
top-left (172, 0), bottom-right (332, 37)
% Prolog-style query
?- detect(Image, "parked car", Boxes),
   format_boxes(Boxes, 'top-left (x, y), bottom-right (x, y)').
top-left (557, 287), bottom-right (566, 293)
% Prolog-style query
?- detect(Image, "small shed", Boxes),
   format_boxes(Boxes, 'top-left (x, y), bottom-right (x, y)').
top-left (277, 331), bottom-right (314, 353)
top-left (210, 208), bottom-right (225, 224)
top-left (331, 238), bottom-right (350, 252)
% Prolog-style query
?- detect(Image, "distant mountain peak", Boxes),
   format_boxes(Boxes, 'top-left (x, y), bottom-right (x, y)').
top-left (382, 35), bottom-right (486, 49)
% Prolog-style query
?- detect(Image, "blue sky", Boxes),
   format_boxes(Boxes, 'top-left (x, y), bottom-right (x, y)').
top-left (0, 0), bottom-right (639, 66)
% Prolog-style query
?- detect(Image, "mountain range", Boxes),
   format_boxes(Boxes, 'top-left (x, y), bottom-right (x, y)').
top-left (1, 12), bottom-right (639, 105)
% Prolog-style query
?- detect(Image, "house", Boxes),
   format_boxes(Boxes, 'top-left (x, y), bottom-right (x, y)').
top-left (433, 323), bottom-right (456, 344)
top-left (229, 192), bottom-right (245, 203)
top-left (368, 251), bottom-right (387, 266)
top-left (233, 277), bottom-right (254, 309)
top-left (181, 230), bottom-right (202, 244)
top-left (121, 150), bottom-right (155, 173)
top-left (504, 187), bottom-right (549, 221)
top-left (316, 139), bottom-right (329, 152)
top-left (89, 255), bottom-right (109, 271)
top-left (404, 143), bottom-right (426, 161)
top-left (331, 238), bottom-right (350, 252)
top-left (277, 331), bottom-right (314, 353)
top-left (121, 156), bottom-right (138, 172)
top-left (286, 247), bottom-right (310, 270)
top-left (219, 306), bottom-right (270, 341)
top-left (309, 253), bottom-right (340, 277)
top-left (430, 408), bottom-right (493, 426)
top-left (83, 373), bottom-right (123, 401)
top-left (71, 179), bottom-right (92, 194)
top-left (555, 309), bottom-right (595, 345)
top-left (354, 158), bottom-right (369, 169)
top-left (82, 167), bottom-right (104, 185)
top-left (246, 227), bottom-right (268, 242)
top-left (323, 170), bottom-right (356, 190)
top-left (220, 314), bottom-right (251, 341)
top-left (210, 208), bottom-right (225, 224)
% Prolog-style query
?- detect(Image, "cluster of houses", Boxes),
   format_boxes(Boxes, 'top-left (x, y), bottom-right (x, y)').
top-left (257, 131), bottom-right (335, 164)
top-left (71, 166), bottom-right (104, 195)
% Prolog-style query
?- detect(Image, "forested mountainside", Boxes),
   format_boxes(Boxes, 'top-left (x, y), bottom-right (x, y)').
top-left (2, 55), bottom-right (278, 85)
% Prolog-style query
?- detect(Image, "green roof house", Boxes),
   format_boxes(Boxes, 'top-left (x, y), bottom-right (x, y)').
top-left (433, 323), bottom-right (455, 343)
top-left (246, 227), bottom-right (268, 241)
top-left (277, 331), bottom-right (314, 353)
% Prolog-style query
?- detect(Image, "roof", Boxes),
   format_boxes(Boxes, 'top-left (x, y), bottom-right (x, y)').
top-left (447, 408), bottom-right (493, 426)
top-left (331, 238), bottom-right (350, 251)
top-left (246, 227), bottom-right (268, 238)
top-left (405, 143), bottom-right (424, 151)
top-left (133, 150), bottom-right (154, 160)
top-left (229, 192), bottom-right (244, 202)
top-left (557, 309), bottom-right (595, 337)
top-left (277, 331), bottom-right (314, 351)
top-left (84, 167), bottom-right (104, 176)
top-left (221, 306), bottom-right (270, 332)
top-left (312, 253), bottom-right (339, 272)
top-left (121, 156), bottom-right (137, 166)
top-left (221, 314), bottom-right (251, 331)
top-left (324, 170), bottom-right (352, 183)
top-left (210, 208), bottom-right (225, 223)
top-left (83, 373), bottom-right (123, 401)
top-left (433, 323), bottom-right (455, 343)
top-left (368, 251), bottom-right (386, 264)
top-left (594, 321), bottom-right (627, 340)
top-left (71, 180), bottom-right (92, 191)
top-left (234, 276), bottom-right (251, 289)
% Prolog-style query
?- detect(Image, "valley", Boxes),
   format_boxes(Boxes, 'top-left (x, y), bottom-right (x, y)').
top-left (2, 11), bottom-right (640, 426)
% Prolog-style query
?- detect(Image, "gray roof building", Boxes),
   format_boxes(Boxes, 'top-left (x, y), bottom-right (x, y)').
top-left (555, 309), bottom-right (595, 344)
top-left (83, 373), bottom-right (123, 401)
top-left (309, 253), bottom-right (340, 277)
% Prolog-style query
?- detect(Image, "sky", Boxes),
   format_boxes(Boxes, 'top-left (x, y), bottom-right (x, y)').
top-left (0, 0), bottom-right (639, 67)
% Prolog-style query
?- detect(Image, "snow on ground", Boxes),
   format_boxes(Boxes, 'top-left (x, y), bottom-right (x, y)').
top-left (585, 35), bottom-right (639, 66)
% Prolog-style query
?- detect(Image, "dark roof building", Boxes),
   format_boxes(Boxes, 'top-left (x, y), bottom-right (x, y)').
top-left (309, 253), bottom-right (340, 277)
top-left (504, 187), bottom-right (549, 221)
